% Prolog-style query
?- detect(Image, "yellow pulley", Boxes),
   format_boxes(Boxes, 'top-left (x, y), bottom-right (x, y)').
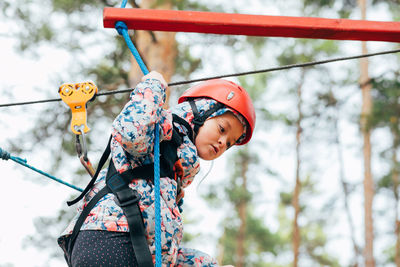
top-left (59, 81), bottom-right (98, 178)
top-left (59, 81), bottom-right (98, 135)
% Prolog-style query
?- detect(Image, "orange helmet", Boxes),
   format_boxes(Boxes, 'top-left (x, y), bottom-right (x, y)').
top-left (178, 79), bottom-right (256, 145)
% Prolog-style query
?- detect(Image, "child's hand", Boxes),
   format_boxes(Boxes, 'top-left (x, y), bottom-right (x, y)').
top-left (142, 71), bottom-right (168, 88)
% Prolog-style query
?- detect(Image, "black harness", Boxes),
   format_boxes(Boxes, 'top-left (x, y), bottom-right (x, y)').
top-left (63, 114), bottom-right (193, 267)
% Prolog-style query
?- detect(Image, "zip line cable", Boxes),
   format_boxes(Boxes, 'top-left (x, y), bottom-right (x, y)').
top-left (1, 47), bottom-right (400, 109)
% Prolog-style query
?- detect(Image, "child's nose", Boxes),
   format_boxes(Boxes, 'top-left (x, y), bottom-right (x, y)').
top-left (218, 137), bottom-right (228, 149)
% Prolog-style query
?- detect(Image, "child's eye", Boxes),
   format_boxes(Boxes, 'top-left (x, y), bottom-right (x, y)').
top-left (219, 125), bottom-right (225, 133)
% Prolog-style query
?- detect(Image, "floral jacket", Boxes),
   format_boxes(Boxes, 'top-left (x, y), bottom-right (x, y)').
top-left (58, 78), bottom-right (219, 266)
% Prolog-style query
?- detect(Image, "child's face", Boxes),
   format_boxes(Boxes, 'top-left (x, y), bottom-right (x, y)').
top-left (195, 112), bottom-right (244, 160)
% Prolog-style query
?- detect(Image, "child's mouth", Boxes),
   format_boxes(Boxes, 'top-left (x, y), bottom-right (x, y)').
top-left (213, 145), bottom-right (219, 154)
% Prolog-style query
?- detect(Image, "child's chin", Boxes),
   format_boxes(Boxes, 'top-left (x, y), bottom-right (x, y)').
top-left (199, 153), bottom-right (217, 161)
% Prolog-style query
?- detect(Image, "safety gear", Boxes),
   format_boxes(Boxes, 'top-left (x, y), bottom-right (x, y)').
top-left (178, 79), bottom-right (255, 145)
top-left (63, 115), bottom-right (192, 267)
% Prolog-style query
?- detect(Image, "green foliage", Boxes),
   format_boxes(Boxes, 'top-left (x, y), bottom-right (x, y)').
top-left (316, 90), bottom-right (338, 108)
top-left (370, 75), bottom-right (400, 134)
top-left (302, 223), bottom-right (341, 267)
top-left (277, 39), bottom-right (338, 67)
top-left (52, 0), bottom-right (116, 12)
top-left (224, 150), bottom-right (254, 205)
top-left (372, 0), bottom-right (400, 5)
top-left (219, 211), bottom-right (283, 266)
top-left (276, 175), bottom-right (342, 266)
top-left (260, 109), bottom-right (295, 127)
top-left (303, 0), bottom-right (335, 7)
top-left (302, 0), bottom-right (357, 18)
top-left (4, 0), bottom-right (104, 53)
top-left (382, 243), bottom-right (396, 265)
top-left (201, 183), bottom-right (222, 207)
top-left (247, 215), bottom-right (283, 254)
top-left (53, 0), bottom-right (94, 12)
top-left (280, 191), bottom-right (293, 206)
top-left (238, 73), bottom-right (268, 103)
top-left (175, 44), bottom-right (202, 81)
top-left (86, 37), bottom-right (132, 89)
top-left (377, 172), bottom-right (394, 191)
top-left (172, 0), bottom-right (215, 11)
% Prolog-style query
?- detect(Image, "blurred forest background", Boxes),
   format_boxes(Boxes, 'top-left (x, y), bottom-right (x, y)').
top-left (1, 0), bottom-right (400, 266)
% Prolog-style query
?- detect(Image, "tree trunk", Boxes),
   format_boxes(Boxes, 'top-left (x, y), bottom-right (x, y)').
top-left (128, 0), bottom-right (177, 108)
top-left (217, 229), bottom-right (226, 265)
top-left (236, 150), bottom-right (249, 267)
top-left (292, 69), bottom-right (305, 267)
top-left (391, 126), bottom-right (400, 267)
top-left (358, 1), bottom-right (375, 266)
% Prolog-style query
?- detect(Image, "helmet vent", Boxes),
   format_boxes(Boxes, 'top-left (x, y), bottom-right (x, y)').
top-left (227, 91), bottom-right (235, 101)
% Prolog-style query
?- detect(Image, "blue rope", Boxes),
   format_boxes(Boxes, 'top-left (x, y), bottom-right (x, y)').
top-left (154, 123), bottom-right (162, 266)
top-left (115, 21), bottom-right (149, 75)
top-left (0, 147), bottom-right (83, 192)
top-left (114, 5), bottom-right (161, 265)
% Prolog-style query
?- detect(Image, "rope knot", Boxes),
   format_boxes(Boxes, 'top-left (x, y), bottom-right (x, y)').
top-left (0, 148), bottom-right (11, 160)
top-left (115, 21), bottom-right (128, 36)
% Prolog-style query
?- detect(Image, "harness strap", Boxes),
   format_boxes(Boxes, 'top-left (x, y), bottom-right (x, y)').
top-left (67, 186), bottom-right (110, 264)
top-left (189, 100), bottom-right (224, 135)
top-left (67, 135), bottom-right (112, 206)
top-left (106, 162), bottom-right (154, 267)
top-left (67, 162), bottom-right (155, 267)
top-left (172, 114), bottom-right (194, 143)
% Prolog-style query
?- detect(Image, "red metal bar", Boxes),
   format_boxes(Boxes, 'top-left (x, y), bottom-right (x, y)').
top-left (103, 8), bottom-right (400, 42)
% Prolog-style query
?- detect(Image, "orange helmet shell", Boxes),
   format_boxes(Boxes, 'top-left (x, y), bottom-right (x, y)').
top-left (178, 79), bottom-right (256, 145)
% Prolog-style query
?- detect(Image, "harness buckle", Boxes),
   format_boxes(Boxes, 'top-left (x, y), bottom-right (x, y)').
top-left (107, 171), bottom-right (128, 191)
top-left (114, 188), bottom-right (141, 208)
top-left (192, 117), bottom-right (204, 127)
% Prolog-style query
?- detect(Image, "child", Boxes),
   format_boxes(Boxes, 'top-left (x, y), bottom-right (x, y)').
top-left (58, 71), bottom-right (256, 266)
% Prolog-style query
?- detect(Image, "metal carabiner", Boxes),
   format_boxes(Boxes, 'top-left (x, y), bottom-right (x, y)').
top-left (75, 125), bottom-right (96, 178)
top-left (75, 125), bottom-right (88, 161)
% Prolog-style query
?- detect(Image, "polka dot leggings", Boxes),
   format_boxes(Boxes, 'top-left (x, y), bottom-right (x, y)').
top-left (71, 230), bottom-right (138, 267)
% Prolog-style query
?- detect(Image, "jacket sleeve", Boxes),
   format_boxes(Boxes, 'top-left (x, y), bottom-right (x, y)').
top-left (111, 78), bottom-right (173, 160)
top-left (176, 247), bottom-right (218, 266)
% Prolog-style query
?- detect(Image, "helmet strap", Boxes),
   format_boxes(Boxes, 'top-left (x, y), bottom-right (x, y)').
top-left (189, 100), bottom-right (224, 136)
